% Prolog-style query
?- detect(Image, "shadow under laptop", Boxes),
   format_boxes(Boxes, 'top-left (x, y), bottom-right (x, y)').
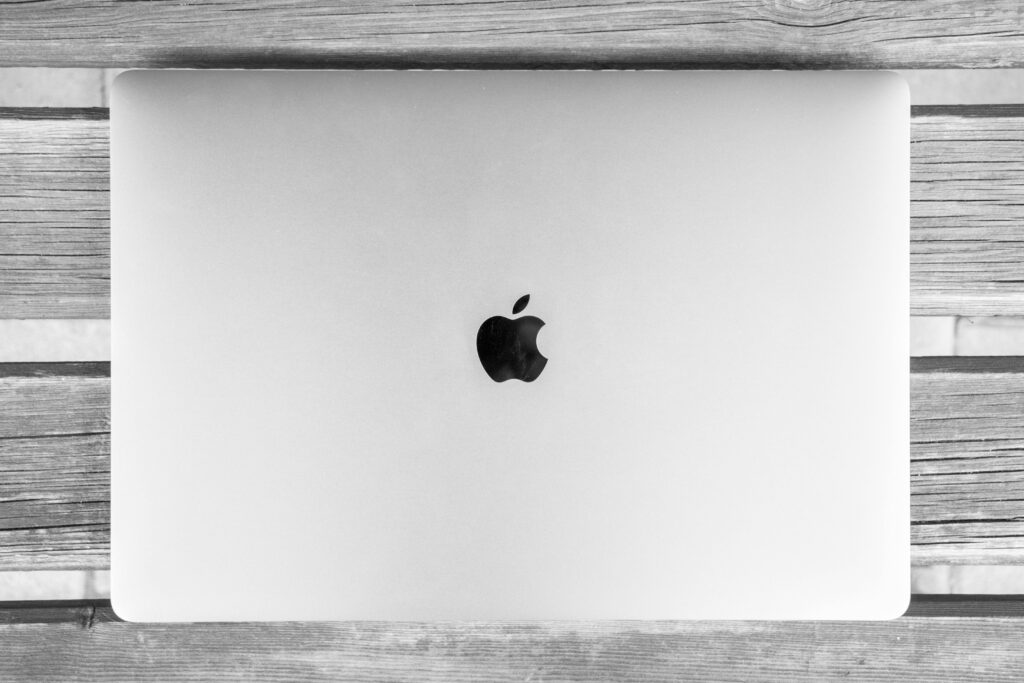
top-left (147, 47), bottom-right (860, 70)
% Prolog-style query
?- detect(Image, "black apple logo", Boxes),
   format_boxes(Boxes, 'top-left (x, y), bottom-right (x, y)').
top-left (476, 294), bottom-right (548, 383)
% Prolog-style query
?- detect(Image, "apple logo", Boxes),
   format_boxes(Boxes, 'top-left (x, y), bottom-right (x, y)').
top-left (476, 294), bottom-right (548, 383)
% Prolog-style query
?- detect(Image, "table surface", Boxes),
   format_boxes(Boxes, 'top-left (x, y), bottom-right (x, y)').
top-left (2, 1), bottom-right (1024, 679)
top-left (0, 0), bottom-right (1023, 69)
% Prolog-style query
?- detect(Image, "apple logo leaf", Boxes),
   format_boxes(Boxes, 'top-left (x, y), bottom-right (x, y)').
top-left (512, 294), bottom-right (530, 315)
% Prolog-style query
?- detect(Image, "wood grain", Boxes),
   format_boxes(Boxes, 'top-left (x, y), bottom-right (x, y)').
top-left (0, 363), bottom-right (109, 570)
top-left (6, 360), bottom-right (1024, 569)
top-left (912, 106), bottom-right (1024, 315)
top-left (0, 110), bottom-right (108, 319)
top-left (0, 598), bottom-right (1022, 682)
top-left (4, 105), bottom-right (1024, 317)
top-left (910, 357), bottom-right (1024, 564)
top-left (0, 1), bottom-right (1023, 69)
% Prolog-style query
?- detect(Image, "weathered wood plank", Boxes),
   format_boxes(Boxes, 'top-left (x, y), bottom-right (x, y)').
top-left (910, 357), bottom-right (1024, 564)
top-left (5, 360), bottom-right (1024, 569)
top-left (0, 110), bottom-right (108, 319)
top-left (0, 1), bottom-right (1022, 69)
top-left (0, 598), bottom-right (1022, 682)
top-left (912, 106), bottom-right (1024, 316)
top-left (4, 105), bottom-right (1024, 318)
top-left (0, 364), bottom-right (109, 570)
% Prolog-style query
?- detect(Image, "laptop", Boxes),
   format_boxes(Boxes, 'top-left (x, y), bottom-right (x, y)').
top-left (111, 70), bottom-right (909, 621)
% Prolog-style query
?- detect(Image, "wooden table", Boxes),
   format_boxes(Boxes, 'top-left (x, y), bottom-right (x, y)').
top-left (3, 1), bottom-right (1024, 679)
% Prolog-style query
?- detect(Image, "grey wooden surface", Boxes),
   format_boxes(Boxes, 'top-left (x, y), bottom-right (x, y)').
top-left (0, 109), bottom-right (108, 319)
top-left (0, 598), bottom-right (1022, 682)
top-left (913, 106), bottom-right (1024, 315)
top-left (0, 363), bottom-right (108, 571)
top-left (2, 10), bottom-right (1023, 671)
top-left (4, 106), bottom-right (1024, 319)
top-left (4, 358), bottom-right (1024, 570)
top-left (0, 1), bottom-right (1022, 69)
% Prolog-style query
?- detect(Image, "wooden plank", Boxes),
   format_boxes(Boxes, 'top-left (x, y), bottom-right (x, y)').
top-left (4, 105), bottom-right (1024, 318)
top-left (6, 360), bottom-right (1024, 569)
top-left (0, 110), bottom-right (108, 319)
top-left (0, 598), bottom-right (1022, 682)
top-left (0, 363), bottom-right (109, 570)
top-left (910, 357), bottom-right (1024, 564)
top-left (0, 1), bottom-right (1023, 69)
top-left (912, 106), bottom-right (1024, 316)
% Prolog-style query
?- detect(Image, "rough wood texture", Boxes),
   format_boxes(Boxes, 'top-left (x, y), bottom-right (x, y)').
top-left (0, 110), bottom-right (108, 319)
top-left (0, 1), bottom-right (1023, 69)
top-left (0, 363), bottom-right (109, 570)
top-left (4, 106), bottom-right (1024, 317)
top-left (913, 106), bottom-right (1024, 315)
top-left (910, 357), bottom-right (1024, 564)
top-left (5, 360), bottom-right (1024, 569)
top-left (0, 598), bottom-right (1021, 681)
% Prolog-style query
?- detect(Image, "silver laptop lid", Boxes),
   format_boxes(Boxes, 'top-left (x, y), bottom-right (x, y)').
top-left (112, 70), bottom-right (909, 621)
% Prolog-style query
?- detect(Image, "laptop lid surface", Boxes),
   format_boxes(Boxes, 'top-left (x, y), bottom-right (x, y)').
top-left (111, 70), bottom-right (909, 621)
